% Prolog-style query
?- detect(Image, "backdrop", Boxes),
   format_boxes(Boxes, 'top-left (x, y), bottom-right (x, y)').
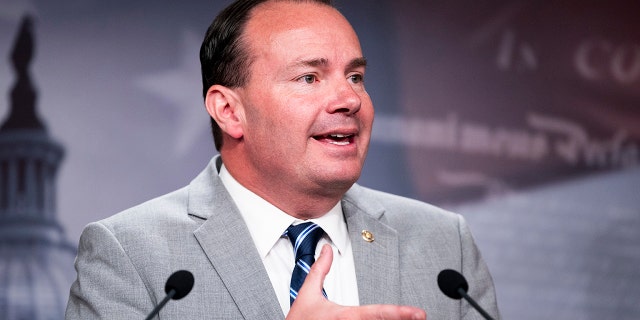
top-left (0, 0), bottom-right (638, 319)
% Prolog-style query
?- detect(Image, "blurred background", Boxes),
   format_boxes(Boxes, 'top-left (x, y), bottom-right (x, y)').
top-left (0, 0), bottom-right (638, 319)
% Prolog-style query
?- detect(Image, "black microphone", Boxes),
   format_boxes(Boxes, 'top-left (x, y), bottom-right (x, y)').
top-left (144, 270), bottom-right (194, 320)
top-left (437, 269), bottom-right (495, 320)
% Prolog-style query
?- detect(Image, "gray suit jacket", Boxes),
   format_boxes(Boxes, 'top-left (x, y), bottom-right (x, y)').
top-left (66, 157), bottom-right (500, 319)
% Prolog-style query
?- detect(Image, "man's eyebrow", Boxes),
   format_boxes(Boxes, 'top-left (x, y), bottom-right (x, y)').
top-left (290, 58), bottom-right (329, 69)
top-left (288, 57), bottom-right (367, 70)
top-left (347, 57), bottom-right (367, 70)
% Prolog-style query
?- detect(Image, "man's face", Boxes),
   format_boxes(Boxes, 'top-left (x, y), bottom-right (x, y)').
top-left (235, 1), bottom-right (374, 198)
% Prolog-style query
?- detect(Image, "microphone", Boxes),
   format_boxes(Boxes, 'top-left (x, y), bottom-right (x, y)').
top-left (144, 270), bottom-right (194, 320)
top-left (437, 269), bottom-right (495, 320)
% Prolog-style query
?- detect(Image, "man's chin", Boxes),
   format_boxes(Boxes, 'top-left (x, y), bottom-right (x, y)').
top-left (315, 172), bottom-right (361, 193)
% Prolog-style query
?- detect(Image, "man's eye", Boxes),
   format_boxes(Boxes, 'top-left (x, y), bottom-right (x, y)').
top-left (299, 75), bottom-right (316, 84)
top-left (350, 74), bottom-right (363, 83)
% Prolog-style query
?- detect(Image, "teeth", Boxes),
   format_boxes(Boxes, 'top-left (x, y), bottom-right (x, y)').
top-left (325, 134), bottom-right (351, 145)
top-left (329, 140), bottom-right (350, 145)
top-left (312, 133), bottom-right (353, 144)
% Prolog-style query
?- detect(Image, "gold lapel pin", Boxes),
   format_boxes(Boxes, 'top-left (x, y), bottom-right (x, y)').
top-left (361, 230), bottom-right (374, 242)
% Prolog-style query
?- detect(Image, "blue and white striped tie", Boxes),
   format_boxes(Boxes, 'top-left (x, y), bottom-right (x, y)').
top-left (285, 222), bottom-right (326, 305)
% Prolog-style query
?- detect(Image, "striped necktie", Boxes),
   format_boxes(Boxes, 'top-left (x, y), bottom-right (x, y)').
top-left (285, 222), bottom-right (326, 305)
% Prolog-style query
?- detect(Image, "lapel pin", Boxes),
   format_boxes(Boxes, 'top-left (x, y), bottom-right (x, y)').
top-left (361, 230), bottom-right (374, 242)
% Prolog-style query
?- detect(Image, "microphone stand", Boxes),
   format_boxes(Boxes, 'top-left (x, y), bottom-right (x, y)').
top-left (144, 289), bottom-right (176, 320)
top-left (457, 287), bottom-right (495, 320)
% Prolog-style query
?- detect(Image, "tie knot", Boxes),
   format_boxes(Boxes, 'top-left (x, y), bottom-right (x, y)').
top-left (286, 222), bottom-right (324, 259)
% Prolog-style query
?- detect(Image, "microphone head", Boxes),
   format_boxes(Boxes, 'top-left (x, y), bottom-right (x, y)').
top-left (165, 270), bottom-right (194, 300)
top-left (437, 269), bottom-right (469, 300)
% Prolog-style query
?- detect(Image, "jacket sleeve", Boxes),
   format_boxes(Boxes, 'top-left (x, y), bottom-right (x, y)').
top-left (458, 214), bottom-right (501, 320)
top-left (65, 221), bottom-right (153, 319)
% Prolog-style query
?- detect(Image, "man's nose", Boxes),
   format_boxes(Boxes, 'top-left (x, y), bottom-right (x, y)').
top-left (327, 80), bottom-right (362, 115)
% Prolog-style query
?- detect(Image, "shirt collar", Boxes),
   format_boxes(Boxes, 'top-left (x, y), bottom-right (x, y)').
top-left (307, 203), bottom-right (348, 256)
top-left (218, 164), bottom-right (349, 258)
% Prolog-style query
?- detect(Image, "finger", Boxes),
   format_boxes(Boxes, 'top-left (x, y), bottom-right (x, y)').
top-left (299, 244), bottom-right (333, 294)
top-left (352, 304), bottom-right (427, 320)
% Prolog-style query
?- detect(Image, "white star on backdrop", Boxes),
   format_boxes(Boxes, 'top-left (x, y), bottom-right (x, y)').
top-left (134, 29), bottom-right (208, 157)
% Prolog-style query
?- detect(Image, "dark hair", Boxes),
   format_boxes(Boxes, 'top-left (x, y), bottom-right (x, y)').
top-left (200, 0), bottom-right (333, 150)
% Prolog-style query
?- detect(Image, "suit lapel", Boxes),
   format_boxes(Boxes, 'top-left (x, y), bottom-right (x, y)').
top-left (343, 186), bottom-right (401, 306)
top-left (189, 158), bottom-right (284, 319)
top-left (186, 158), bottom-right (401, 315)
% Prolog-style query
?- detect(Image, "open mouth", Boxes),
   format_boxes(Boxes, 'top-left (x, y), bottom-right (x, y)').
top-left (313, 133), bottom-right (355, 146)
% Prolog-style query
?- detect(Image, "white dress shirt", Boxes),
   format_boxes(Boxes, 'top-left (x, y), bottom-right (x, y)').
top-left (219, 165), bottom-right (359, 315)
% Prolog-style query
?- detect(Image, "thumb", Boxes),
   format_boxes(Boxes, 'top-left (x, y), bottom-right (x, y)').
top-left (298, 244), bottom-right (333, 296)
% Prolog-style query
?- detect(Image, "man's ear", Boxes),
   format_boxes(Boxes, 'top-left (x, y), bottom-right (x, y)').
top-left (205, 85), bottom-right (245, 139)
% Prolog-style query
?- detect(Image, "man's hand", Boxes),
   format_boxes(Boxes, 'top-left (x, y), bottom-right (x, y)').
top-left (286, 245), bottom-right (427, 320)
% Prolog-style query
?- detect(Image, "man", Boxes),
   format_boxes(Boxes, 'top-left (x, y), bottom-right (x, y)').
top-left (66, 0), bottom-right (500, 319)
